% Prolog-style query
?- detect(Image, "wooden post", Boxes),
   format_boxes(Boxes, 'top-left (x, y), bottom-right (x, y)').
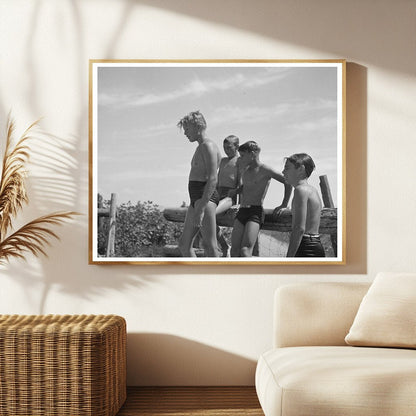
top-left (319, 175), bottom-right (337, 256)
top-left (97, 194), bottom-right (105, 256)
top-left (106, 193), bottom-right (117, 257)
top-left (97, 194), bottom-right (104, 232)
top-left (319, 175), bottom-right (335, 208)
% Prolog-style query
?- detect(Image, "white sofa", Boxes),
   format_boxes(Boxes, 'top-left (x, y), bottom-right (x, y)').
top-left (255, 281), bottom-right (416, 416)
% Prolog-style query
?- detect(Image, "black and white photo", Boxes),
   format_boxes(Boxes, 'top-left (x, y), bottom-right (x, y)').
top-left (89, 60), bottom-right (345, 264)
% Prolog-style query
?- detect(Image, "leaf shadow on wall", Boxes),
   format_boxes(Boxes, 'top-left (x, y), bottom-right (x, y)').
top-left (134, 0), bottom-right (413, 76)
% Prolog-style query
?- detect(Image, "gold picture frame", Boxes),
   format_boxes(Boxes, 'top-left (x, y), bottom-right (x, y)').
top-left (89, 59), bottom-right (346, 265)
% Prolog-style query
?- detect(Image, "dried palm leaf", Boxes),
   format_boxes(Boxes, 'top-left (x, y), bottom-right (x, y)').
top-left (0, 211), bottom-right (78, 264)
top-left (0, 116), bottom-right (79, 264)
top-left (0, 117), bottom-right (37, 238)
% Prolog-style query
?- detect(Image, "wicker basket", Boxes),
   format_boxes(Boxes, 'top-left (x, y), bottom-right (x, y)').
top-left (0, 314), bottom-right (126, 416)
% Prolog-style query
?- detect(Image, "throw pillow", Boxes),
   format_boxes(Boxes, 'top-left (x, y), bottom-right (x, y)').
top-left (345, 272), bottom-right (416, 348)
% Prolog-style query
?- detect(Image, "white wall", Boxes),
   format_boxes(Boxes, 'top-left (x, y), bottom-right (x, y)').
top-left (0, 0), bottom-right (415, 385)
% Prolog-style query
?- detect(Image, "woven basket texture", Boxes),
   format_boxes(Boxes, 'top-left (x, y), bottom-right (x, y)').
top-left (0, 314), bottom-right (126, 416)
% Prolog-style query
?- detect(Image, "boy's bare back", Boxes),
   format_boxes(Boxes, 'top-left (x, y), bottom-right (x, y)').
top-left (293, 183), bottom-right (322, 234)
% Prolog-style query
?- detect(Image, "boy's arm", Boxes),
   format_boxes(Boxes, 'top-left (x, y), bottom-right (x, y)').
top-left (268, 166), bottom-right (292, 210)
top-left (235, 158), bottom-right (243, 204)
top-left (227, 185), bottom-right (243, 200)
top-left (216, 158), bottom-right (224, 190)
top-left (287, 186), bottom-right (307, 257)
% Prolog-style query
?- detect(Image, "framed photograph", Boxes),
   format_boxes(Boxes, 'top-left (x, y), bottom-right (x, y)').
top-left (89, 60), bottom-right (345, 265)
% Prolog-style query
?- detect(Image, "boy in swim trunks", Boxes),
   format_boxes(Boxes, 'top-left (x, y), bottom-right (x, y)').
top-left (216, 135), bottom-right (243, 256)
top-left (230, 141), bottom-right (292, 257)
top-left (177, 111), bottom-right (222, 257)
top-left (282, 153), bottom-right (325, 257)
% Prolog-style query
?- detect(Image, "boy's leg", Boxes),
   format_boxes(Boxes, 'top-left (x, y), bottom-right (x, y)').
top-left (231, 220), bottom-right (245, 257)
top-left (240, 220), bottom-right (261, 257)
top-left (216, 197), bottom-right (233, 216)
top-left (216, 226), bottom-right (230, 257)
top-left (178, 205), bottom-right (199, 257)
top-left (216, 197), bottom-right (234, 257)
top-left (199, 200), bottom-right (220, 257)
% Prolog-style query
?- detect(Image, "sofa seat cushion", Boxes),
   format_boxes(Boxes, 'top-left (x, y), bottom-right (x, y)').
top-left (256, 346), bottom-right (416, 416)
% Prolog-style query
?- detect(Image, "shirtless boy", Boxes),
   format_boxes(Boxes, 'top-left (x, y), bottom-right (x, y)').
top-left (230, 141), bottom-right (292, 257)
top-left (282, 153), bottom-right (325, 257)
top-left (217, 135), bottom-right (241, 212)
top-left (216, 135), bottom-right (242, 256)
top-left (177, 111), bottom-right (222, 257)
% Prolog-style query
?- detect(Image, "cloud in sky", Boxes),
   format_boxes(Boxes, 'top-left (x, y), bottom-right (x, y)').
top-left (98, 96), bottom-right (336, 154)
top-left (210, 98), bottom-right (336, 128)
top-left (100, 166), bottom-right (186, 181)
top-left (98, 67), bottom-right (291, 110)
top-left (100, 98), bottom-right (337, 150)
top-left (106, 121), bottom-right (177, 141)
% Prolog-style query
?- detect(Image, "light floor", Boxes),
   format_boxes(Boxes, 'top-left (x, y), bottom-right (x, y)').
top-left (116, 386), bottom-right (264, 416)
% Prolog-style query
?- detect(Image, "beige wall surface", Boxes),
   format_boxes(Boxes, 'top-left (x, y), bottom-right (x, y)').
top-left (0, 0), bottom-right (415, 385)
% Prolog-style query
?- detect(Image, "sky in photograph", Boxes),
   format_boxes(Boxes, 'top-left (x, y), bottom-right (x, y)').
top-left (95, 63), bottom-right (341, 210)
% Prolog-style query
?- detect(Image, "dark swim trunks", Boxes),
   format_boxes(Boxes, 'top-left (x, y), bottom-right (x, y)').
top-left (235, 205), bottom-right (265, 226)
top-left (188, 181), bottom-right (220, 208)
top-left (295, 234), bottom-right (325, 257)
top-left (218, 186), bottom-right (237, 205)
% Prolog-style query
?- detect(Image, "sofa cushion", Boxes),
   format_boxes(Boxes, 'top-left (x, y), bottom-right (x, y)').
top-left (274, 282), bottom-right (370, 348)
top-left (256, 346), bottom-right (416, 416)
top-left (345, 272), bottom-right (416, 348)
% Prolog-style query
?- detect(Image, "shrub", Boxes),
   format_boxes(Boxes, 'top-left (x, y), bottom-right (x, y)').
top-left (98, 198), bottom-right (182, 257)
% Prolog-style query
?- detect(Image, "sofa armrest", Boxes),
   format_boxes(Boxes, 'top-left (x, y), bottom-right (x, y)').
top-left (273, 282), bottom-right (370, 348)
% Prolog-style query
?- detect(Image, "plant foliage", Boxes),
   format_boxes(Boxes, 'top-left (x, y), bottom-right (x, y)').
top-left (0, 116), bottom-right (77, 264)
top-left (98, 199), bottom-right (182, 257)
